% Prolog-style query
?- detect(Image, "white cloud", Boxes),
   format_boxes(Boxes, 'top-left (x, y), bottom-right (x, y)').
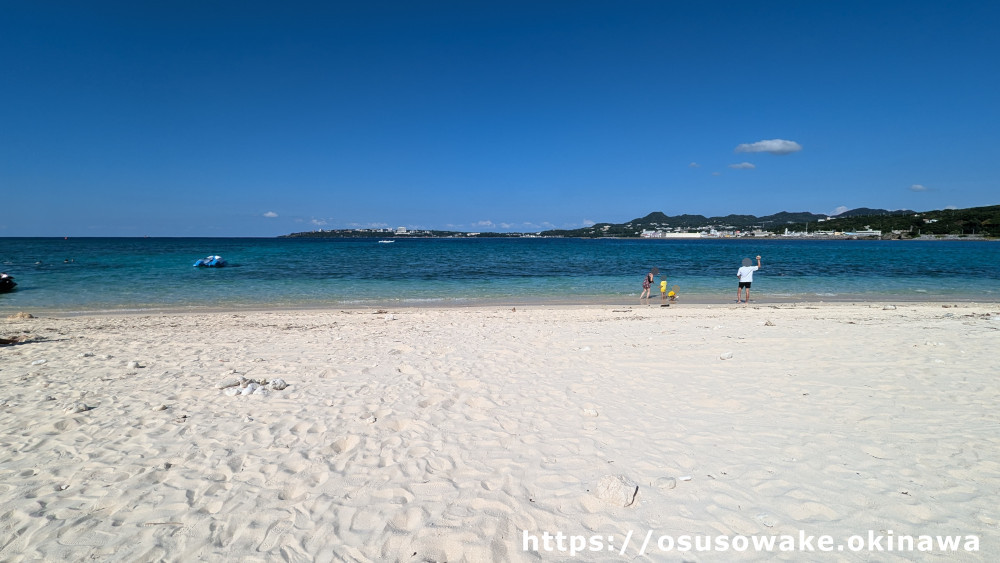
top-left (830, 206), bottom-right (849, 216)
top-left (711, 171), bottom-right (722, 176)
top-left (500, 222), bottom-right (514, 229)
top-left (582, 219), bottom-right (596, 226)
top-left (735, 139), bottom-right (802, 155)
top-left (474, 220), bottom-right (494, 228)
top-left (909, 184), bottom-right (928, 192)
top-left (945, 205), bottom-right (958, 210)
top-left (263, 211), bottom-right (278, 218)
top-left (728, 162), bottom-right (756, 170)
top-left (310, 219), bottom-right (328, 226)
top-left (688, 162), bottom-right (700, 168)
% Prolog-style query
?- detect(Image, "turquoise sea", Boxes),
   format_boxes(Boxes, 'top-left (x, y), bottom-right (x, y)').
top-left (0, 237), bottom-right (997, 313)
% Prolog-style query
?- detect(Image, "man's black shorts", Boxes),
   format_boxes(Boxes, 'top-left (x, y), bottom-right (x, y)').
top-left (738, 281), bottom-right (751, 288)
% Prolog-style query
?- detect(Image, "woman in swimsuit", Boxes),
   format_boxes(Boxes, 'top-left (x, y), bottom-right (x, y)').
top-left (640, 271), bottom-right (654, 304)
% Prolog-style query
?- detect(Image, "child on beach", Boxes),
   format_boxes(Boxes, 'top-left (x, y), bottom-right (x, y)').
top-left (660, 277), bottom-right (668, 306)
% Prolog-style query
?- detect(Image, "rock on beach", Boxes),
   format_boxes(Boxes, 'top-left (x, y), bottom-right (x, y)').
top-left (592, 474), bottom-right (639, 507)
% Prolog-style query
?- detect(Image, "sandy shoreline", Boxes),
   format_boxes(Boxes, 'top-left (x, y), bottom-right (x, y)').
top-left (6, 291), bottom-right (999, 319)
top-left (2, 303), bottom-right (998, 561)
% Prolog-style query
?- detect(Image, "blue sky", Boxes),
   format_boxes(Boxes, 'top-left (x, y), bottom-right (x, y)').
top-left (1, 1), bottom-right (997, 236)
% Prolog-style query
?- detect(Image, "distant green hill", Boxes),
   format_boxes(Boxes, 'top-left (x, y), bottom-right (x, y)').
top-left (833, 207), bottom-right (914, 219)
top-left (540, 207), bottom-right (911, 237)
top-left (770, 205), bottom-right (1000, 237)
top-left (538, 206), bottom-right (998, 238)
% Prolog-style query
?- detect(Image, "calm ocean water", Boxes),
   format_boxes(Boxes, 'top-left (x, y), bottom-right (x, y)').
top-left (0, 237), bottom-right (997, 313)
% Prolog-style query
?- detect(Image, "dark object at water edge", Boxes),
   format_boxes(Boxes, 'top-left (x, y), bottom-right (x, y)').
top-left (0, 275), bottom-right (16, 293)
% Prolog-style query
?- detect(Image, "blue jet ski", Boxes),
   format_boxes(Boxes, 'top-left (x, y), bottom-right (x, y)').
top-left (194, 255), bottom-right (227, 268)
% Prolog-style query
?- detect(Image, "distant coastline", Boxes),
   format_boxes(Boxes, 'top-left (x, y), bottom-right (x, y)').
top-left (281, 203), bottom-right (999, 240)
top-left (279, 232), bottom-right (995, 242)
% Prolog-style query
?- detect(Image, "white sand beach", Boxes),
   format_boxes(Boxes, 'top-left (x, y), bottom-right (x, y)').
top-left (1, 303), bottom-right (998, 561)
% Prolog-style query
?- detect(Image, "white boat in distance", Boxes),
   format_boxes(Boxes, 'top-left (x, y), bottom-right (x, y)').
top-left (378, 240), bottom-right (395, 244)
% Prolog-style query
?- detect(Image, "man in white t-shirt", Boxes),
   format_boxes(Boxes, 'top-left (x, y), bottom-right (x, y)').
top-left (736, 255), bottom-right (762, 305)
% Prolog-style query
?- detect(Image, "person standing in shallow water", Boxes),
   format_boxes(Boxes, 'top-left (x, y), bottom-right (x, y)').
top-left (640, 270), bottom-right (654, 304)
top-left (736, 255), bottom-right (762, 305)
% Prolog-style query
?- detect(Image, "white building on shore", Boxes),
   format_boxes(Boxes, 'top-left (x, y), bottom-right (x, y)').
top-left (640, 230), bottom-right (703, 239)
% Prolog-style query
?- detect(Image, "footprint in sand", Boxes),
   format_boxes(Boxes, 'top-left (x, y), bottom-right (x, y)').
top-left (388, 507), bottom-right (426, 532)
top-left (468, 497), bottom-right (515, 517)
top-left (203, 499), bottom-right (225, 514)
top-left (786, 501), bottom-right (839, 521)
top-left (278, 481), bottom-right (309, 502)
top-left (56, 516), bottom-right (111, 547)
top-left (418, 395), bottom-right (443, 408)
top-left (465, 396), bottom-right (497, 409)
top-left (226, 454), bottom-right (246, 474)
top-left (257, 520), bottom-right (293, 553)
top-left (425, 455), bottom-right (455, 473)
top-left (408, 480), bottom-right (458, 498)
top-left (396, 363), bottom-right (419, 375)
top-left (385, 418), bottom-right (412, 432)
top-left (332, 435), bottom-right (361, 454)
top-left (350, 507), bottom-right (387, 533)
top-left (654, 477), bottom-right (677, 490)
top-left (371, 487), bottom-right (415, 505)
top-left (53, 419), bottom-right (80, 432)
